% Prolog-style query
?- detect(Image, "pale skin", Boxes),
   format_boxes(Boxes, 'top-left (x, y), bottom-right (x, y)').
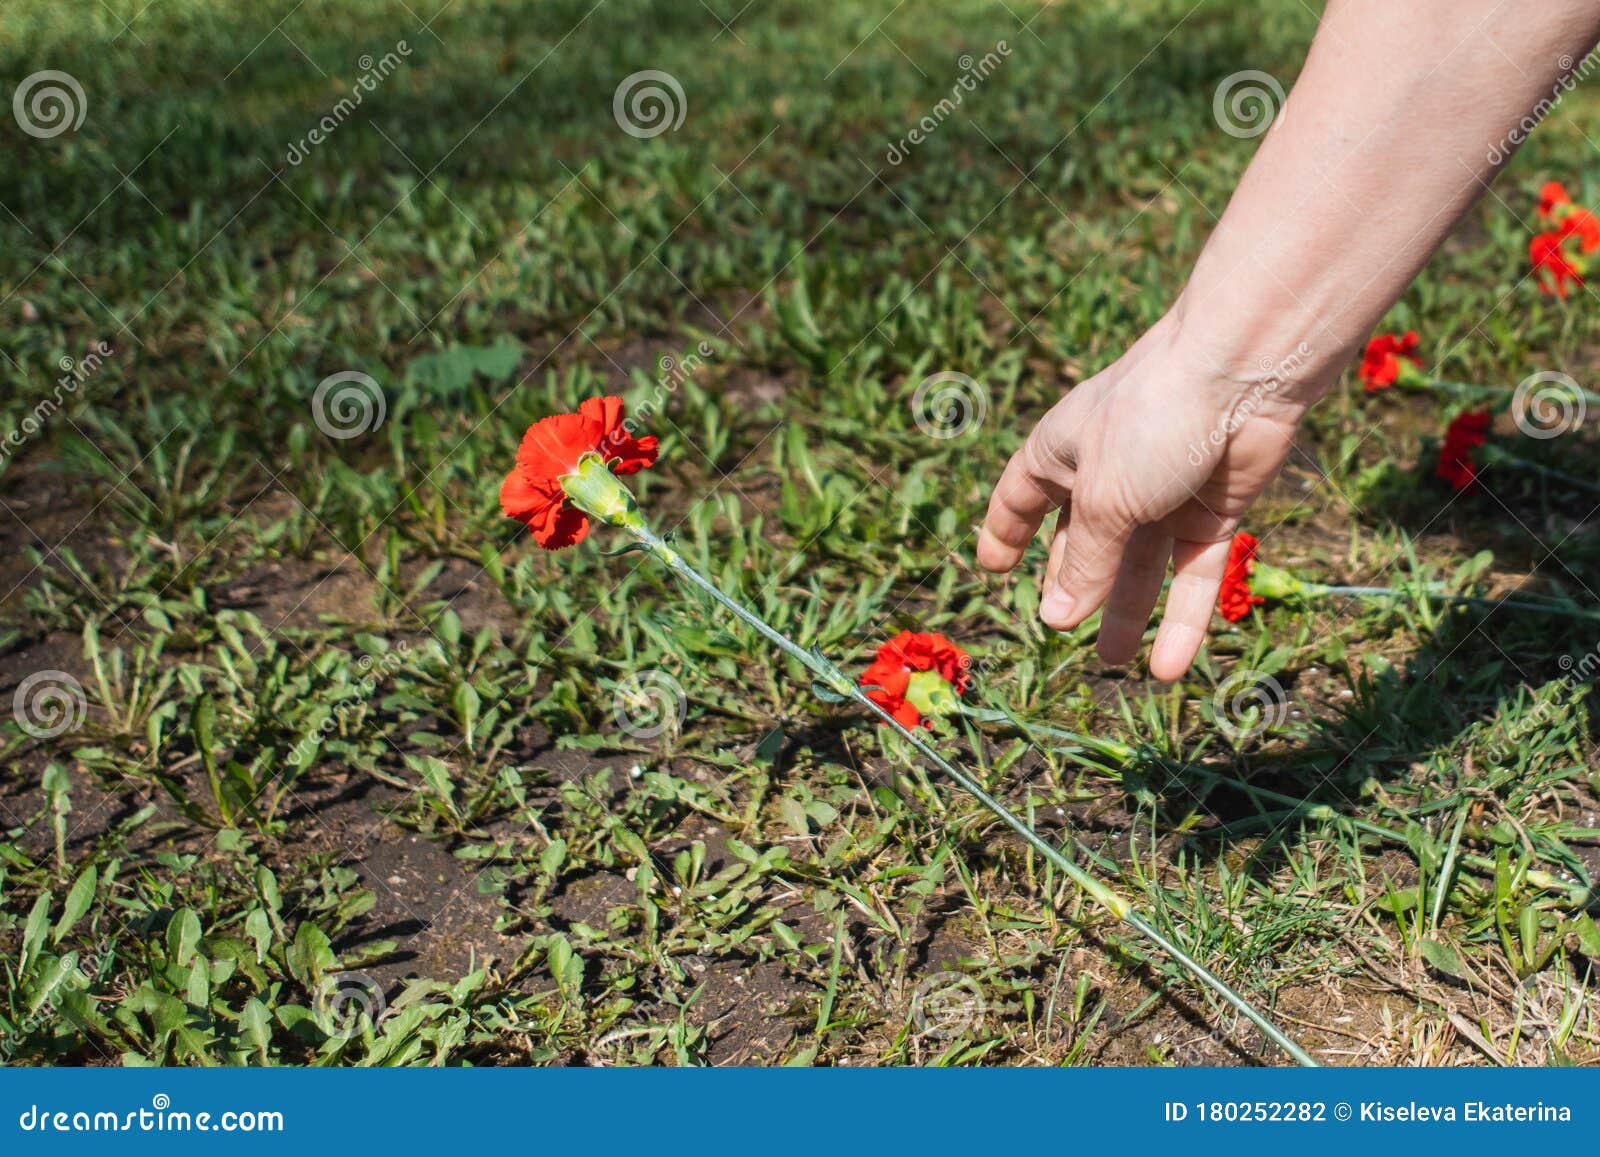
top-left (978, 0), bottom-right (1600, 680)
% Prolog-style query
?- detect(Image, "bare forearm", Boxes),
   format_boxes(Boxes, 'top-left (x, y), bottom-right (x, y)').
top-left (1176, 0), bottom-right (1600, 404)
top-left (980, 1), bottom-right (1600, 676)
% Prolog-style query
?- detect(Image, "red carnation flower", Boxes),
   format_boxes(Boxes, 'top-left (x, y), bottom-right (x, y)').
top-left (1560, 207), bottom-right (1600, 255)
top-left (1217, 532), bottom-right (1265, 623)
top-left (859, 630), bottom-right (971, 729)
top-left (1531, 231), bottom-right (1584, 297)
top-left (1359, 330), bottom-right (1422, 393)
top-left (1538, 180), bottom-right (1572, 220)
top-left (500, 396), bottom-right (658, 549)
top-left (1436, 408), bottom-right (1492, 491)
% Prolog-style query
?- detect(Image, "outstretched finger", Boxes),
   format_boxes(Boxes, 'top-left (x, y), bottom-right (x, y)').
top-left (1041, 503), bottom-right (1133, 630)
top-left (977, 443), bottom-right (1071, 573)
top-left (1097, 527), bottom-right (1172, 665)
top-left (1148, 537), bottom-right (1232, 680)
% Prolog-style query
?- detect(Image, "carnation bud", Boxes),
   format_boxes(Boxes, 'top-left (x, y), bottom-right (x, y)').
top-left (1249, 561), bottom-right (1305, 601)
top-left (1393, 359), bottom-right (1428, 388)
top-left (559, 452), bottom-right (643, 531)
top-left (903, 669), bottom-right (962, 719)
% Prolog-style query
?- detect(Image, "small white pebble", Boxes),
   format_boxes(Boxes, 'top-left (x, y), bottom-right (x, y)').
top-left (630, 763), bottom-right (643, 779)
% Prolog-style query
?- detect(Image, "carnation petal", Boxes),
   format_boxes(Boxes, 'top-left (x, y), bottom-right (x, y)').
top-left (515, 411), bottom-right (596, 480)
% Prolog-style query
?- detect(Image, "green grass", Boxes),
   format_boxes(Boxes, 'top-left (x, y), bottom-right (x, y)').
top-left (3, 0), bottom-right (1600, 1066)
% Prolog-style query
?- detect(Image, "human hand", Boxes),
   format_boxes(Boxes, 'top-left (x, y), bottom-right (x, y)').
top-left (977, 319), bottom-right (1319, 680)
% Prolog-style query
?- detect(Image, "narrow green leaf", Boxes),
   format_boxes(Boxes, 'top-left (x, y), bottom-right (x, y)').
top-left (52, 865), bottom-right (97, 944)
top-left (167, 908), bottom-right (202, 967)
top-left (21, 892), bottom-right (52, 973)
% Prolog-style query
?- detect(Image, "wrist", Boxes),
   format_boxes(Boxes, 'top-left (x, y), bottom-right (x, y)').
top-left (1165, 290), bottom-right (1350, 420)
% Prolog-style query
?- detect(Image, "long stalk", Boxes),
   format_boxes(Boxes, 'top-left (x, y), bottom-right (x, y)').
top-left (1283, 581), bottom-right (1600, 621)
top-left (971, 710), bottom-right (1589, 904)
top-left (1481, 449), bottom-right (1600, 496)
top-left (1425, 377), bottom-right (1600, 407)
top-left (629, 524), bottom-right (1318, 1067)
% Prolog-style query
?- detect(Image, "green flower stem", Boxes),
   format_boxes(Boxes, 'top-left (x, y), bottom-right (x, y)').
top-left (968, 710), bottom-right (1587, 906)
top-left (1257, 562), bottom-right (1592, 617)
top-left (622, 524), bottom-right (1318, 1066)
top-left (1305, 583), bottom-right (1600, 620)
top-left (1403, 379), bottom-right (1504, 400)
top-left (1424, 378), bottom-right (1600, 407)
top-left (1479, 446), bottom-right (1600, 496)
top-left (1301, 583), bottom-right (1409, 598)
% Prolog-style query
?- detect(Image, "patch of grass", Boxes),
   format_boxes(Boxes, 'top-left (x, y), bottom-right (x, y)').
top-left (3, 0), bottom-right (1600, 1066)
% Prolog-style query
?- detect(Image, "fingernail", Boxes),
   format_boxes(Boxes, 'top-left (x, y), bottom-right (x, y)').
top-left (1040, 586), bottom-right (1076, 627)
